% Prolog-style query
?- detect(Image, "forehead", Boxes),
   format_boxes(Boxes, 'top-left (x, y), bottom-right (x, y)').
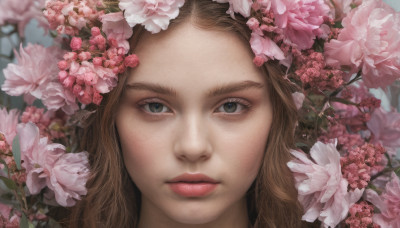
top-left (128, 21), bottom-right (265, 86)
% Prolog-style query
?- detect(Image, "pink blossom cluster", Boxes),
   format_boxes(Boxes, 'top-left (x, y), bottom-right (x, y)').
top-left (44, 1), bottom-right (140, 106)
top-left (21, 106), bottom-right (67, 140)
top-left (294, 50), bottom-right (344, 91)
top-left (365, 172), bottom-right (400, 227)
top-left (0, 202), bottom-right (19, 228)
top-left (341, 143), bottom-right (385, 190)
top-left (345, 201), bottom-right (378, 228)
top-left (57, 25), bottom-right (139, 105)
top-left (333, 84), bottom-right (381, 132)
top-left (44, 0), bottom-right (104, 36)
top-left (319, 123), bottom-right (364, 151)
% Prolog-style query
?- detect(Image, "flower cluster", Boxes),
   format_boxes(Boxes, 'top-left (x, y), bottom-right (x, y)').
top-left (0, 0), bottom-right (399, 227)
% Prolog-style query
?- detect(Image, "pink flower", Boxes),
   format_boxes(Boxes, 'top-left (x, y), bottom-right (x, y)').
top-left (287, 141), bottom-right (363, 227)
top-left (119, 0), bottom-right (185, 34)
top-left (0, 202), bottom-right (12, 220)
top-left (292, 92), bottom-right (305, 109)
top-left (271, 0), bottom-right (330, 50)
top-left (1, 44), bottom-right (64, 100)
top-left (41, 82), bottom-right (79, 115)
top-left (365, 172), bottom-right (400, 228)
top-left (17, 122), bottom-right (65, 195)
top-left (16, 122), bottom-right (89, 207)
top-left (213, 0), bottom-right (253, 18)
top-left (367, 107), bottom-right (400, 148)
top-left (0, 108), bottom-right (19, 145)
top-left (70, 37), bottom-right (82, 51)
top-left (0, 0), bottom-right (48, 36)
top-left (70, 61), bottom-right (117, 94)
top-left (250, 30), bottom-right (285, 63)
top-left (100, 12), bottom-right (133, 53)
top-left (48, 152), bottom-right (89, 207)
top-left (324, 0), bottom-right (400, 88)
top-left (345, 201), bottom-right (377, 228)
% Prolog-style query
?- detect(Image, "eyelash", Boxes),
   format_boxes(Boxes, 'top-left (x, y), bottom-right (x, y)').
top-left (137, 98), bottom-right (251, 115)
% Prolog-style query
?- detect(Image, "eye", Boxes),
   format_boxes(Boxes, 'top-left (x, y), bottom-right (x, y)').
top-left (216, 99), bottom-right (250, 114)
top-left (143, 102), bottom-right (170, 113)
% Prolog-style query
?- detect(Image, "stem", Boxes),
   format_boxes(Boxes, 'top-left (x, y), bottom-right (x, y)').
top-left (370, 166), bottom-right (400, 182)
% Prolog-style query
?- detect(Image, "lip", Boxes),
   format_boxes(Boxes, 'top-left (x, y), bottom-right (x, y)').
top-left (166, 173), bottom-right (220, 197)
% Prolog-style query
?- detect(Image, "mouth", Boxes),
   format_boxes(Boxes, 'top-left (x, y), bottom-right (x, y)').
top-left (166, 173), bottom-right (220, 197)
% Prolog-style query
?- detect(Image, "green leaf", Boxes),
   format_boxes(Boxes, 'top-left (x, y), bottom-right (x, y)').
top-left (0, 176), bottom-right (17, 190)
top-left (12, 135), bottom-right (21, 170)
top-left (28, 221), bottom-right (35, 228)
top-left (20, 213), bottom-right (29, 228)
top-left (0, 158), bottom-right (8, 173)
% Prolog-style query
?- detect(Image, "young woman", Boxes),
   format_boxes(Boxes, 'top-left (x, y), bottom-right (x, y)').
top-left (70, 1), bottom-right (303, 227)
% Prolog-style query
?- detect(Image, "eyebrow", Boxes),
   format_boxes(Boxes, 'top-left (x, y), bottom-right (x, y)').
top-left (125, 80), bottom-right (264, 97)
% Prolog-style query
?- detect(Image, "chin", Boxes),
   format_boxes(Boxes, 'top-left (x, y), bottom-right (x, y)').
top-left (164, 203), bottom-right (223, 225)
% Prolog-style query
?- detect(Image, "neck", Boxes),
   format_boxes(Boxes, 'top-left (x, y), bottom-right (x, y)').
top-left (137, 197), bottom-right (251, 228)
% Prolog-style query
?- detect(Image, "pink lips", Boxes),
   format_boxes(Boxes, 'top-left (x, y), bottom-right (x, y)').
top-left (167, 173), bottom-right (219, 197)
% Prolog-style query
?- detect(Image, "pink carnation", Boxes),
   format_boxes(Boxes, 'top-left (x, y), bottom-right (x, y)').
top-left (0, 108), bottom-right (19, 145)
top-left (119, 0), bottom-right (185, 34)
top-left (271, 0), bottom-right (330, 50)
top-left (17, 122), bottom-right (65, 195)
top-left (367, 107), bottom-right (400, 148)
top-left (100, 12), bottom-right (133, 54)
top-left (1, 44), bottom-right (64, 101)
top-left (16, 122), bottom-right (89, 207)
top-left (213, 0), bottom-right (253, 18)
top-left (41, 82), bottom-right (79, 115)
top-left (287, 141), bottom-right (363, 227)
top-left (365, 172), bottom-right (400, 228)
top-left (48, 152), bottom-right (89, 207)
top-left (324, 0), bottom-right (400, 88)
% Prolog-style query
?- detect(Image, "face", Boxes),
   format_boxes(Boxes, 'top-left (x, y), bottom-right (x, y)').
top-left (116, 22), bottom-right (273, 227)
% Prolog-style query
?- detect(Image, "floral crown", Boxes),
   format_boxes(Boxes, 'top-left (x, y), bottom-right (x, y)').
top-left (0, 0), bottom-right (400, 227)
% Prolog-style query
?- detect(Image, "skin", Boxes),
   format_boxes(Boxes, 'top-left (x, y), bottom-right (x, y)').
top-left (116, 21), bottom-right (273, 228)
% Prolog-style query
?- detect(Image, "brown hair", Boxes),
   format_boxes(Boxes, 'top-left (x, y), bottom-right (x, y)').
top-left (69, 1), bottom-right (304, 227)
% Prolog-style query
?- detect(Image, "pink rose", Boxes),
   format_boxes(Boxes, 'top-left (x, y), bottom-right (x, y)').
top-left (365, 172), bottom-right (400, 228)
top-left (324, 0), bottom-right (400, 88)
top-left (213, 0), bottom-right (253, 18)
top-left (287, 141), bottom-right (363, 227)
top-left (100, 12), bottom-right (133, 53)
top-left (271, 0), bottom-right (330, 50)
top-left (0, 108), bottom-right (19, 145)
top-left (1, 44), bottom-right (64, 100)
top-left (119, 0), bottom-right (185, 34)
top-left (367, 107), bottom-right (400, 148)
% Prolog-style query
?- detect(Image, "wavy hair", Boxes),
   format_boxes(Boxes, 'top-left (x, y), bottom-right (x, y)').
top-left (69, 1), bottom-right (304, 227)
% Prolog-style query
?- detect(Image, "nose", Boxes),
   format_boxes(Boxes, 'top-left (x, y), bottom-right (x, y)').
top-left (173, 114), bottom-right (212, 163)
